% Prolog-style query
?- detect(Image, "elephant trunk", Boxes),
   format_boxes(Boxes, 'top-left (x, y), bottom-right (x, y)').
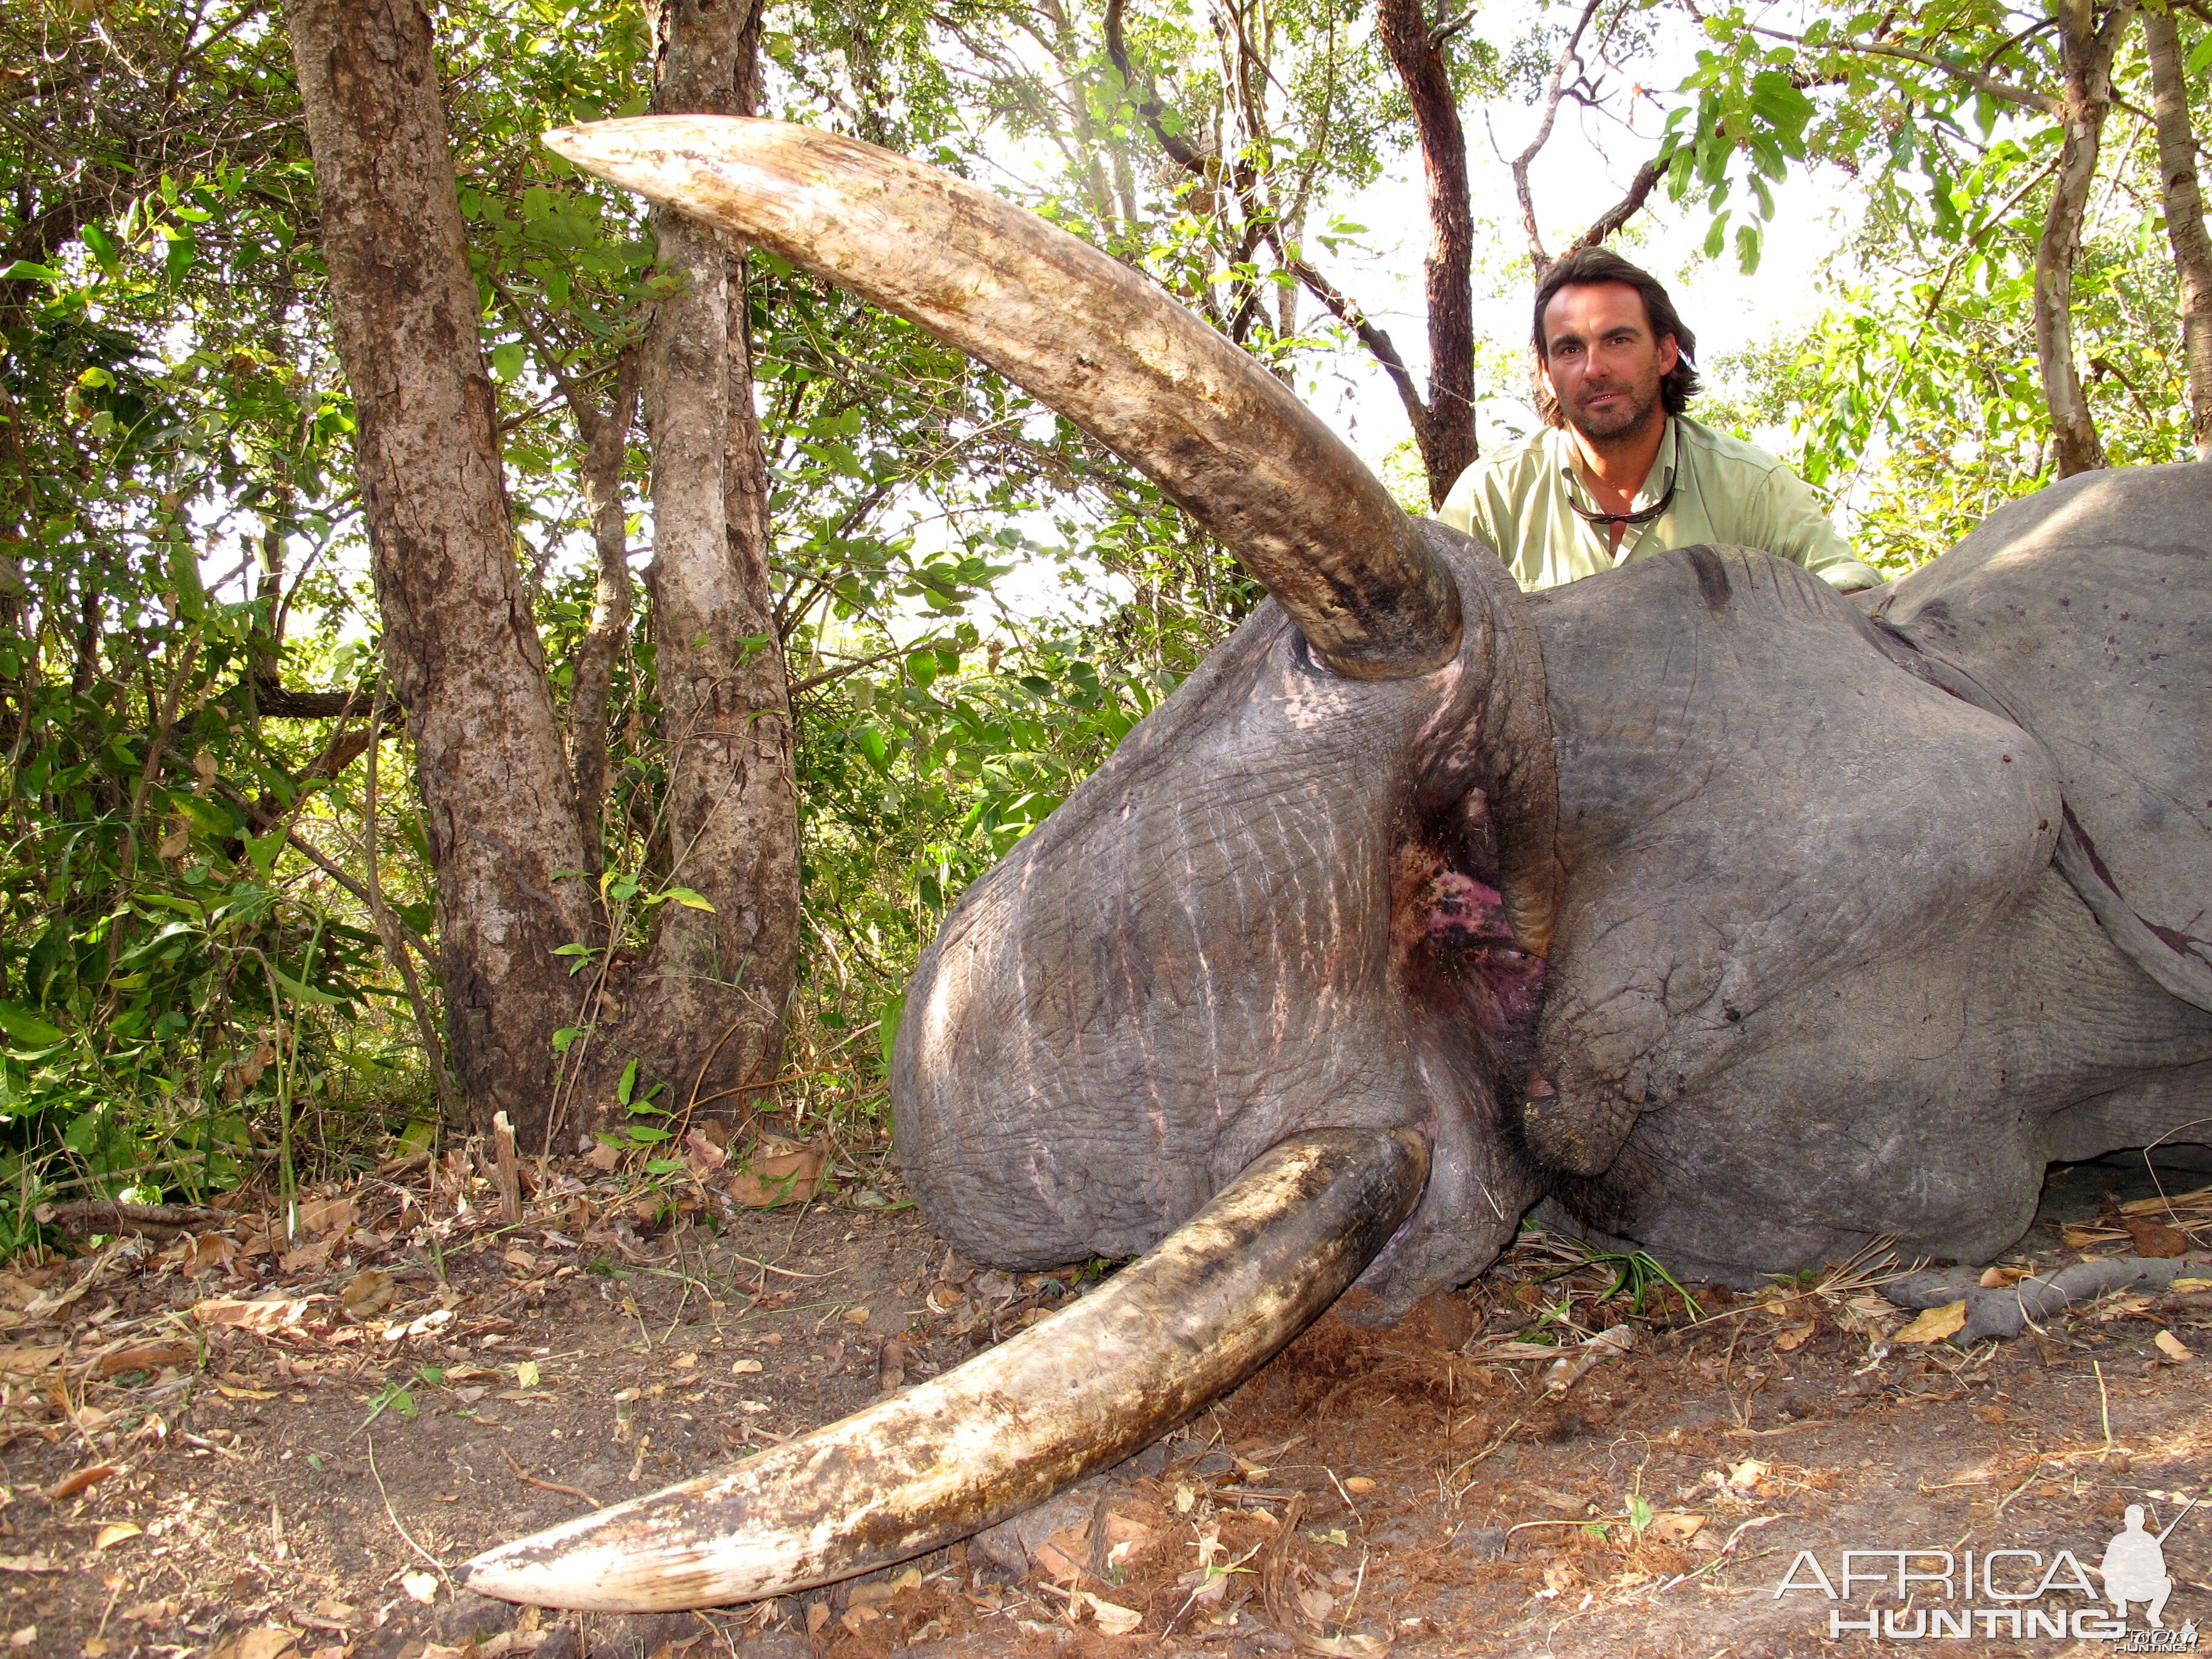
top-left (456, 1128), bottom-right (1427, 1612)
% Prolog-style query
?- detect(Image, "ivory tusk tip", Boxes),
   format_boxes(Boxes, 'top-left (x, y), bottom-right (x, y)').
top-left (540, 119), bottom-right (653, 186)
top-left (454, 1531), bottom-right (683, 1615)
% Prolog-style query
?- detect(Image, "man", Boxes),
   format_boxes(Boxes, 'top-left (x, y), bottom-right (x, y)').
top-left (1438, 247), bottom-right (1884, 594)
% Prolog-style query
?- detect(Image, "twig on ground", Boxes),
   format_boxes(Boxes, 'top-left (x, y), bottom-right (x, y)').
top-left (501, 1447), bottom-right (600, 1509)
top-left (35, 1199), bottom-right (227, 1240)
top-left (366, 1432), bottom-right (451, 1587)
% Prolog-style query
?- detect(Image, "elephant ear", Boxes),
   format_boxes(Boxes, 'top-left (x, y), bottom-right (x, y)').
top-left (1877, 462), bottom-right (2212, 1013)
top-left (1519, 542), bottom-right (2062, 1182)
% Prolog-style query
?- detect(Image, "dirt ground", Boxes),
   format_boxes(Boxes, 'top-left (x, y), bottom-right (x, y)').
top-left (2, 1142), bottom-right (2208, 1659)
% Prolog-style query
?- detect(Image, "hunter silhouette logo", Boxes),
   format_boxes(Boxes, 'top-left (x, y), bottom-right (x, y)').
top-left (2103, 1503), bottom-right (2183, 1629)
top-left (1772, 1491), bottom-right (2202, 1644)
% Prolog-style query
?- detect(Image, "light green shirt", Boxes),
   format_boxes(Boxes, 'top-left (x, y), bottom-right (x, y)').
top-left (1436, 416), bottom-right (1883, 593)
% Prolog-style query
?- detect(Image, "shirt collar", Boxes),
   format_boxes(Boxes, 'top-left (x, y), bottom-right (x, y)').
top-left (1551, 417), bottom-right (1677, 514)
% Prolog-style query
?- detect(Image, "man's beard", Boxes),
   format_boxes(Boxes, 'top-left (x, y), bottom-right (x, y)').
top-left (1565, 374), bottom-right (1660, 443)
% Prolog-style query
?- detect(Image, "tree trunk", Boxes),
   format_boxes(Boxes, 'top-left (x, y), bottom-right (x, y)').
top-left (569, 344), bottom-right (643, 868)
top-left (615, 0), bottom-right (800, 1133)
top-left (1375, 0), bottom-right (1476, 505)
top-left (286, 0), bottom-right (593, 1146)
top-left (2145, 4), bottom-right (2212, 460)
top-left (2036, 0), bottom-right (2123, 477)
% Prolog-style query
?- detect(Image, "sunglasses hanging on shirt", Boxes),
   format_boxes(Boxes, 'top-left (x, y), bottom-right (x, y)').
top-left (1567, 473), bottom-right (1678, 530)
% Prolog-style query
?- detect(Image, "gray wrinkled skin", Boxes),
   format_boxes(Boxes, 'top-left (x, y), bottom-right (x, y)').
top-left (897, 462), bottom-right (2212, 1305)
top-left (895, 527), bottom-right (1550, 1309)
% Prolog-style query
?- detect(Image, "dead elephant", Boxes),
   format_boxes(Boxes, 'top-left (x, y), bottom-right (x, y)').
top-left (462, 117), bottom-right (2212, 1612)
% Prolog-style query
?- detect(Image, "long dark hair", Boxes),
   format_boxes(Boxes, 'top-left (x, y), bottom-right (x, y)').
top-left (1531, 247), bottom-right (1701, 429)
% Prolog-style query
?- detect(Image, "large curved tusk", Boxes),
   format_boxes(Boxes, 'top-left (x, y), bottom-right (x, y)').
top-left (542, 116), bottom-right (1460, 680)
top-left (457, 1128), bottom-right (1427, 1612)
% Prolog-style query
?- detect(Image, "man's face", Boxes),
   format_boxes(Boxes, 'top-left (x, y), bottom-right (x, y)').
top-left (1540, 281), bottom-right (1680, 443)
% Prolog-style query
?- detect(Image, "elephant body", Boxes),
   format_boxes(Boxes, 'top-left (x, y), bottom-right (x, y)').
top-left (898, 463), bottom-right (2212, 1302)
top-left (1530, 465), bottom-right (2212, 1282)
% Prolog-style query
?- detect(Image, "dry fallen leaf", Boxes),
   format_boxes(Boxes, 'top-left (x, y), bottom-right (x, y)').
top-left (1033, 1526), bottom-right (1088, 1584)
top-left (683, 1128), bottom-right (729, 1176)
top-left (1771, 1321), bottom-right (1816, 1353)
top-left (512, 1360), bottom-right (540, 1389)
top-left (2124, 1217), bottom-right (2188, 1258)
top-left (805, 1602), bottom-right (831, 1636)
top-left (0, 1346), bottom-right (62, 1376)
top-left (728, 1144), bottom-right (825, 1207)
top-left (182, 1233), bottom-right (238, 1276)
top-left (278, 1238), bottom-right (334, 1276)
top-left (0, 1558), bottom-right (58, 1575)
top-left (584, 1140), bottom-right (623, 1173)
top-left (670, 1352), bottom-right (698, 1370)
top-left (400, 1570), bottom-right (438, 1604)
top-left (216, 1384), bottom-right (277, 1401)
top-left (93, 1522), bottom-right (143, 1551)
top-left (1894, 1299), bottom-right (1969, 1344)
top-left (210, 1630), bottom-right (300, 1659)
top-left (47, 1464), bottom-right (119, 1502)
top-left (1342, 1476), bottom-right (1378, 1495)
top-left (730, 1358), bottom-right (763, 1374)
top-left (1647, 1512), bottom-right (1706, 1544)
top-left (341, 1270), bottom-right (397, 1320)
top-left (2154, 1330), bottom-right (2194, 1362)
top-left (295, 1196), bottom-right (356, 1237)
top-left (2173, 1277), bottom-right (2212, 1293)
top-left (95, 1342), bottom-right (195, 1379)
top-left (1979, 1265), bottom-right (2026, 1289)
top-left (193, 1296), bottom-right (324, 1335)
top-left (1078, 1591), bottom-right (1144, 1635)
top-left (1541, 1323), bottom-right (1637, 1392)
top-left (841, 1305), bottom-right (872, 1326)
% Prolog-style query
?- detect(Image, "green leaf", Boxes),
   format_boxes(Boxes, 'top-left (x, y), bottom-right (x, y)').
top-left (658, 886), bottom-right (715, 913)
top-left (617, 1057), bottom-right (637, 1107)
top-left (489, 342), bottom-right (526, 382)
top-left (269, 967), bottom-right (346, 1007)
top-left (0, 1002), bottom-right (65, 1048)
top-left (879, 990), bottom-right (906, 1071)
top-left (1735, 223), bottom-right (1762, 274)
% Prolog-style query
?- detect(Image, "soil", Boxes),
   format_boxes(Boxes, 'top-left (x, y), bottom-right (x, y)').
top-left (2, 1147), bottom-right (2208, 1659)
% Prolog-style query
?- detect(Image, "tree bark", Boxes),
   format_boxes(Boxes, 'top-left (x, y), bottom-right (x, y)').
top-left (286, 0), bottom-right (594, 1145)
top-left (618, 0), bottom-right (800, 1133)
top-left (1375, 0), bottom-right (1477, 505)
top-left (2036, 0), bottom-right (2129, 477)
top-left (2144, 4), bottom-right (2212, 460)
top-left (569, 344), bottom-right (643, 868)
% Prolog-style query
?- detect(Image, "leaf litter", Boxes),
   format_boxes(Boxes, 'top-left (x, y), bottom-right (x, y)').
top-left (0, 1150), bottom-right (2208, 1655)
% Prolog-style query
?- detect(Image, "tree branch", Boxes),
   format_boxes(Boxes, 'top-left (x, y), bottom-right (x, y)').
top-left (1511, 0), bottom-right (1608, 272)
top-left (1738, 21), bottom-right (2065, 118)
top-left (1572, 146), bottom-right (1669, 252)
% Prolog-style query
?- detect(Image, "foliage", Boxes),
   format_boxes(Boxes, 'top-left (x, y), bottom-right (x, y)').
top-left (0, 0), bottom-right (2204, 1249)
